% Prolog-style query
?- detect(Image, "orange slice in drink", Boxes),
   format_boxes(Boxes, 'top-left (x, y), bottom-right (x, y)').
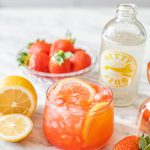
top-left (54, 78), bottom-right (95, 107)
top-left (82, 102), bottom-right (114, 147)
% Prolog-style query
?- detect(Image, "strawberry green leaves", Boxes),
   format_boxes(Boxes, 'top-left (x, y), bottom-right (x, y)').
top-left (52, 50), bottom-right (73, 66)
top-left (65, 30), bottom-right (76, 44)
top-left (17, 52), bottom-right (30, 66)
top-left (139, 134), bottom-right (150, 150)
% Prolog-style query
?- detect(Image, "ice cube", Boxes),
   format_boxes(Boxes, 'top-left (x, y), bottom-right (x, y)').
top-left (146, 102), bottom-right (150, 110)
top-left (74, 119), bottom-right (83, 130)
top-left (55, 98), bottom-right (65, 106)
top-left (94, 94), bottom-right (101, 100)
top-left (75, 136), bottom-right (81, 143)
top-left (59, 122), bottom-right (65, 128)
top-left (64, 118), bottom-right (72, 127)
top-left (51, 121), bottom-right (58, 128)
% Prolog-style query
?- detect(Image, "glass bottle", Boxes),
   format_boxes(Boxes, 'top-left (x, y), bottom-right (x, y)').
top-left (99, 3), bottom-right (147, 106)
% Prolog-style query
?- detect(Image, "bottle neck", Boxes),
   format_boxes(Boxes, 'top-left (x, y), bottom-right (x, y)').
top-left (116, 3), bottom-right (137, 22)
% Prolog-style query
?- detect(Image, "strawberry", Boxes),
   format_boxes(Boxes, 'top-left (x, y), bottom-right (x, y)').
top-left (73, 48), bottom-right (84, 53)
top-left (29, 52), bottom-right (49, 72)
top-left (50, 39), bottom-right (74, 56)
top-left (70, 50), bottom-right (91, 71)
top-left (28, 40), bottom-right (51, 55)
top-left (17, 51), bottom-right (49, 72)
top-left (50, 31), bottom-right (76, 56)
top-left (113, 134), bottom-right (150, 150)
top-left (49, 50), bottom-right (72, 73)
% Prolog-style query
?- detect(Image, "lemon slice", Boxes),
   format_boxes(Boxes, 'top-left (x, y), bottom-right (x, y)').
top-left (0, 114), bottom-right (33, 142)
top-left (54, 78), bottom-right (95, 103)
top-left (0, 76), bottom-right (37, 117)
top-left (90, 102), bottom-right (109, 112)
top-left (82, 102), bottom-right (113, 146)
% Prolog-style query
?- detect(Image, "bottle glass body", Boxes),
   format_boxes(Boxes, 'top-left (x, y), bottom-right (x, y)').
top-left (99, 4), bottom-right (146, 106)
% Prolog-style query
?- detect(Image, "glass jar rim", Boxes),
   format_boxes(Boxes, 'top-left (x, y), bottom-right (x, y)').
top-left (46, 77), bottom-right (114, 116)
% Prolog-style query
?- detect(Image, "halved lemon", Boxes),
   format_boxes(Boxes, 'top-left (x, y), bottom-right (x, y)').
top-left (0, 114), bottom-right (33, 142)
top-left (53, 78), bottom-right (95, 106)
top-left (82, 102), bottom-right (113, 146)
top-left (0, 76), bottom-right (37, 117)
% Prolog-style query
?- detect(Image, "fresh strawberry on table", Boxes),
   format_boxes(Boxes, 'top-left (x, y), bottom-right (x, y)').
top-left (28, 39), bottom-right (51, 55)
top-left (70, 50), bottom-right (91, 71)
top-left (49, 50), bottom-right (72, 73)
top-left (17, 51), bottom-right (49, 72)
top-left (113, 134), bottom-right (150, 150)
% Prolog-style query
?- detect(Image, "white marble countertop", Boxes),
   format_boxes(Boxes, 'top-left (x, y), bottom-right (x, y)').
top-left (0, 7), bottom-right (150, 150)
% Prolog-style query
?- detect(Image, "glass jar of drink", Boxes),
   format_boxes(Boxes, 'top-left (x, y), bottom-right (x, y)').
top-left (137, 98), bottom-right (150, 135)
top-left (99, 3), bottom-right (146, 106)
top-left (43, 78), bottom-right (114, 150)
top-left (137, 68), bottom-right (150, 135)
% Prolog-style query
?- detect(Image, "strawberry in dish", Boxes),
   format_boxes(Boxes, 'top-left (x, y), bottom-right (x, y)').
top-left (17, 33), bottom-right (93, 74)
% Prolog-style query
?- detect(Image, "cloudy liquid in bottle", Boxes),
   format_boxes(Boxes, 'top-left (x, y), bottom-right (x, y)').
top-left (101, 32), bottom-right (145, 106)
top-left (99, 4), bottom-right (146, 106)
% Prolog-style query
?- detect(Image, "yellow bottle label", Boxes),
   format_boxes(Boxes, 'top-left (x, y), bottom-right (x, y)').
top-left (100, 50), bottom-right (137, 87)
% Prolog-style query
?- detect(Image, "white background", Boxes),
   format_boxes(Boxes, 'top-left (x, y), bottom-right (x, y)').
top-left (0, 0), bottom-right (150, 7)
